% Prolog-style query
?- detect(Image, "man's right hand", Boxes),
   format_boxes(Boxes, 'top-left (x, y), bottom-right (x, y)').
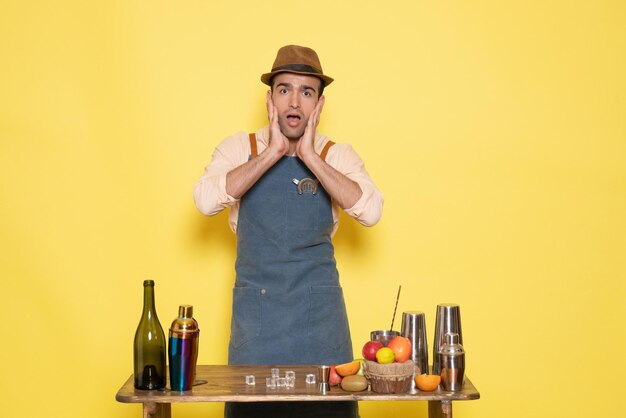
top-left (266, 91), bottom-right (290, 157)
top-left (224, 94), bottom-right (287, 199)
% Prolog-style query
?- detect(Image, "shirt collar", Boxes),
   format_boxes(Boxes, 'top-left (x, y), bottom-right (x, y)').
top-left (257, 125), bottom-right (327, 149)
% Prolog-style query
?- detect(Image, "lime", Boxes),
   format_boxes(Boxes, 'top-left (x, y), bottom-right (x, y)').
top-left (355, 358), bottom-right (366, 375)
top-left (375, 347), bottom-right (395, 364)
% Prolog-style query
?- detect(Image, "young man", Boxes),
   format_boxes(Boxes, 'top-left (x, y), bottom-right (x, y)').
top-left (194, 45), bottom-right (383, 417)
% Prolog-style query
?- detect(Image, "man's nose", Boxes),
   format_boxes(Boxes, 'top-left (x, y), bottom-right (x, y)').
top-left (289, 94), bottom-right (300, 108)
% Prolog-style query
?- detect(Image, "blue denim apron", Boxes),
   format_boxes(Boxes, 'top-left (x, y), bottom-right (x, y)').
top-left (225, 135), bottom-right (358, 417)
top-left (229, 137), bottom-right (353, 364)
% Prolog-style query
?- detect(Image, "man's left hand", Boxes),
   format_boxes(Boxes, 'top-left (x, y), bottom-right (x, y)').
top-left (296, 95), bottom-right (325, 162)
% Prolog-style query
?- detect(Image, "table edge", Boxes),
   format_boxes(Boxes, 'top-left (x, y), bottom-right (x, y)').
top-left (116, 365), bottom-right (480, 404)
top-left (116, 388), bottom-right (480, 403)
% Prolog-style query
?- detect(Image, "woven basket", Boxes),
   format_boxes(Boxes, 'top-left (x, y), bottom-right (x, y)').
top-left (364, 360), bottom-right (415, 394)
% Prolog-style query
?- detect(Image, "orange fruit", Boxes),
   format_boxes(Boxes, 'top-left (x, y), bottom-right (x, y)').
top-left (415, 374), bottom-right (441, 391)
top-left (387, 336), bottom-right (412, 363)
top-left (335, 360), bottom-right (361, 377)
top-left (375, 347), bottom-right (395, 364)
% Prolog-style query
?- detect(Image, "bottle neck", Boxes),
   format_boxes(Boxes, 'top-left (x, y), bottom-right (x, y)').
top-left (143, 284), bottom-right (157, 319)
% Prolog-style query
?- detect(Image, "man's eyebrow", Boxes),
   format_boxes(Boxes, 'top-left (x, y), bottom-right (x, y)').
top-left (276, 82), bottom-right (317, 93)
top-left (301, 84), bottom-right (317, 92)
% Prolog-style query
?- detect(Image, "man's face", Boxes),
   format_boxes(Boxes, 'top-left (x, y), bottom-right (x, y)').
top-left (270, 73), bottom-right (323, 140)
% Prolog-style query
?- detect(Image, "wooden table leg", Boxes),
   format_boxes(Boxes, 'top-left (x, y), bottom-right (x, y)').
top-left (428, 400), bottom-right (452, 418)
top-left (143, 402), bottom-right (171, 418)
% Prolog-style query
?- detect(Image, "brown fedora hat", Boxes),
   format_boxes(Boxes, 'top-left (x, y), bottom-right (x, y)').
top-left (261, 45), bottom-right (334, 87)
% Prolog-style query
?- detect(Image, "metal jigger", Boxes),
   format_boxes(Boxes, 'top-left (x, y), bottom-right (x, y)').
top-left (318, 365), bottom-right (330, 393)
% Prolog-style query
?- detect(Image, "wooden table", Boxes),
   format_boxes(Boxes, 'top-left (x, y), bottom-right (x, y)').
top-left (116, 365), bottom-right (480, 418)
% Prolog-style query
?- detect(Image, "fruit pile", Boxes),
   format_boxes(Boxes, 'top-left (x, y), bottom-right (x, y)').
top-left (361, 336), bottom-right (416, 394)
top-left (329, 335), bottom-right (441, 393)
top-left (328, 336), bottom-right (413, 392)
top-left (362, 336), bottom-right (412, 363)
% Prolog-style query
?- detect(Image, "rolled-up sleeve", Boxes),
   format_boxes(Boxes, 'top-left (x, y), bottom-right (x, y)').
top-left (193, 132), bottom-right (247, 216)
top-left (326, 143), bottom-right (384, 227)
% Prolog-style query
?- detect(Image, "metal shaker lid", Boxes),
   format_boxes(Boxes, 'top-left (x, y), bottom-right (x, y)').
top-left (438, 332), bottom-right (464, 356)
top-left (169, 304), bottom-right (199, 338)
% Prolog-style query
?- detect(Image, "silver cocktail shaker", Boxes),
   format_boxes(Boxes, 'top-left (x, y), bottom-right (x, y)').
top-left (438, 332), bottom-right (465, 391)
top-left (400, 311), bottom-right (429, 375)
top-left (432, 303), bottom-right (463, 375)
top-left (401, 311), bottom-right (429, 393)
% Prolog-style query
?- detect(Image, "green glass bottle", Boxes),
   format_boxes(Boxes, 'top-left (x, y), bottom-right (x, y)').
top-left (133, 280), bottom-right (166, 389)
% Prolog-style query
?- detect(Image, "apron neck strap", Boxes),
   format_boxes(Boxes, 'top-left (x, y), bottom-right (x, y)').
top-left (249, 133), bottom-right (258, 158)
top-left (320, 140), bottom-right (335, 161)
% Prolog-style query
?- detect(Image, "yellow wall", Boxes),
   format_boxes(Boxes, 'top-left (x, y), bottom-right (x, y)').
top-left (1, 1), bottom-right (624, 417)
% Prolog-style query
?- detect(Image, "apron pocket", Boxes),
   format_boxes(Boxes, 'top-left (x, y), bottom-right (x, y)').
top-left (285, 192), bottom-right (321, 233)
top-left (308, 286), bottom-right (351, 351)
top-left (230, 287), bottom-right (262, 349)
